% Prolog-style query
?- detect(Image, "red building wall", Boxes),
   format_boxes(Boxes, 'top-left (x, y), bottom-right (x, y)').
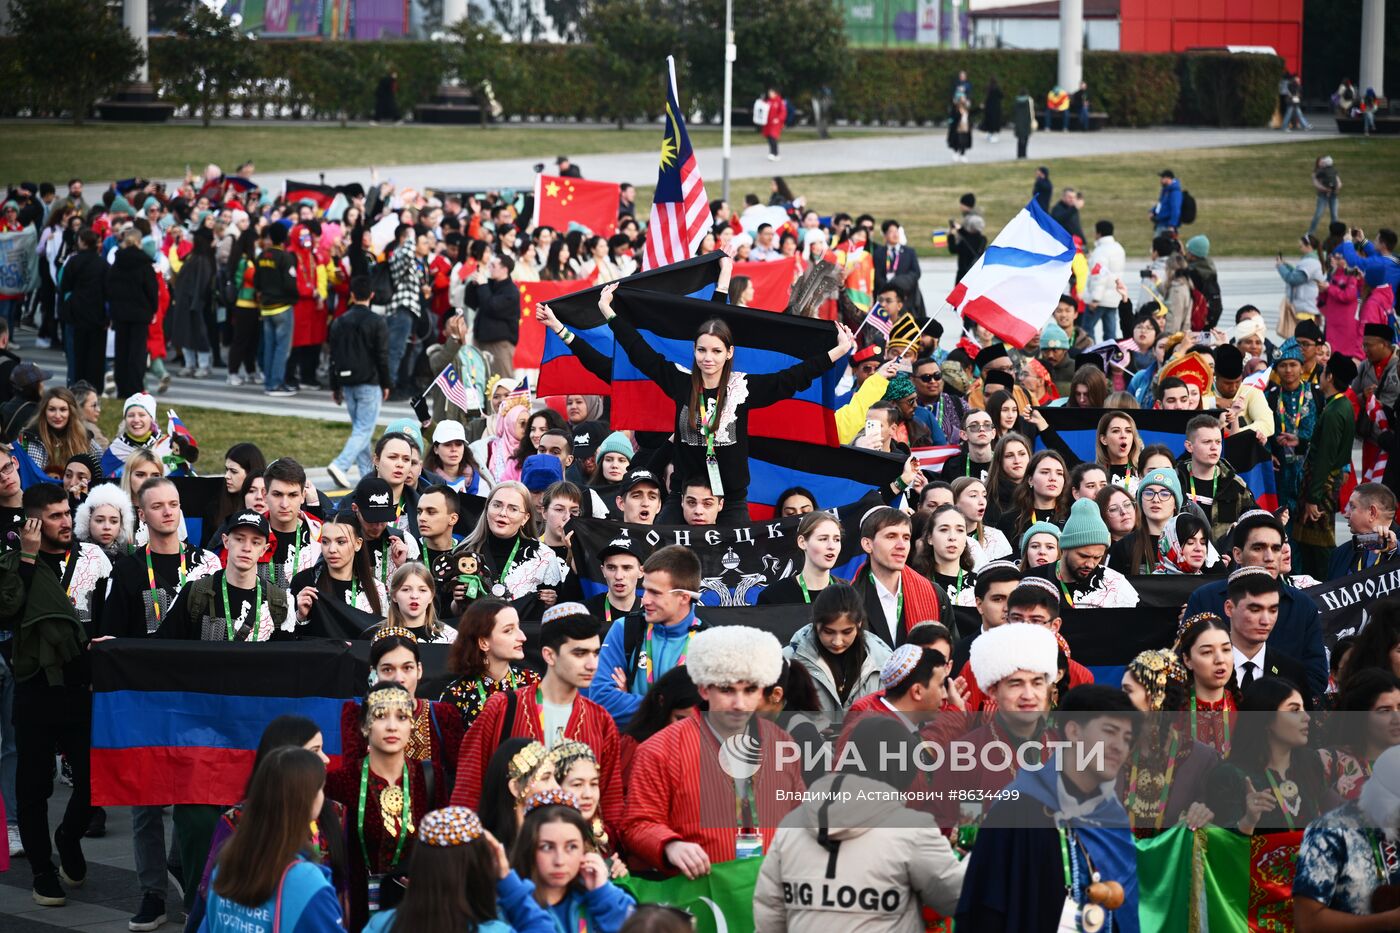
top-left (1119, 0), bottom-right (1303, 73)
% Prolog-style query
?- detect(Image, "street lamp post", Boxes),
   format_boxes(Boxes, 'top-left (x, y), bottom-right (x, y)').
top-left (722, 0), bottom-right (734, 203)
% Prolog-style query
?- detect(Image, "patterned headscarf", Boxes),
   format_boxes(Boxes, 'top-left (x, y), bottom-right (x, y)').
top-left (1277, 338), bottom-right (1305, 363)
top-left (882, 373), bottom-right (916, 402)
top-left (1155, 513), bottom-right (1221, 574)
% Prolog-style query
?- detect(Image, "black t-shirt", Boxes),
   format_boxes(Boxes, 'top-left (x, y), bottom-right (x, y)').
top-left (755, 573), bottom-right (840, 606)
top-left (101, 547), bottom-right (206, 638)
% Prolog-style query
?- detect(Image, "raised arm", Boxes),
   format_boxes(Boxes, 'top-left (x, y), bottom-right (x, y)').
top-left (536, 301), bottom-right (613, 384)
top-left (598, 283), bottom-right (692, 401)
top-left (746, 321), bottom-right (854, 409)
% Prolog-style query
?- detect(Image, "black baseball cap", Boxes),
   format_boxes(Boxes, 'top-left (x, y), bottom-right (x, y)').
top-left (619, 469), bottom-right (662, 495)
top-left (225, 509), bottom-right (270, 538)
top-left (598, 536), bottom-right (642, 562)
top-left (353, 477), bottom-right (396, 523)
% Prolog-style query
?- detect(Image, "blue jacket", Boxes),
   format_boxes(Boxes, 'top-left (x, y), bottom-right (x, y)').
top-left (912, 405), bottom-right (946, 445)
top-left (201, 858), bottom-right (341, 933)
top-left (1182, 577), bottom-right (1327, 698)
top-left (584, 608), bottom-right (700, 729)
top-left (544, 883), bottom-right (636, 933)
top-left (1339, 240), bottom-right (1400, 295)
top-left (1326, 524), bottom-right (1400, 581)
top-left (364, 871), bottom-right (555, 933)
top-left (1152, 179), bottom-right (1182, 228)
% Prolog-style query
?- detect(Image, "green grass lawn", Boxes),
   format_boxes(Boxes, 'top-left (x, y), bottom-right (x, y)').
top-left (98, 404), bottom-right (350, 468)
top-left (707, 137), bottom-right (1400, 258)
top-left (0, 122), bottom-right (845, 182)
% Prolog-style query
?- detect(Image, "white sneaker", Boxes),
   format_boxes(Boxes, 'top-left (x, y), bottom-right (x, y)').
top-left (8, 823), bottom-right (22, 856)
top-left (34, 337), bottom-right (51, 349)
top-left (766, 153), bottom-right (779, 161)
top-left (327, 462), bottom-right (351, 489)
top-left (227, 373), bottom-right (244, 387)
top-left (193, 368), bottom-right (211, 379)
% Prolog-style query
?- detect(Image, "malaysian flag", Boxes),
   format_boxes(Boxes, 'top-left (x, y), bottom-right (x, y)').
top-left (431, 364), bottom-right (475, 412)
top-left (861, 306), bottom-right (893, 340)
top-left (643, 58), bottom-right (711, 271)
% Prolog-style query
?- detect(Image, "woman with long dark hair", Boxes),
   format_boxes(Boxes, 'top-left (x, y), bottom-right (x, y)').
top-left (911, 504), bottom-right (977, 606)
top-left (440, 599), bottom-right (541, 729)
top-left (479, 739), bottom-right (559, 853)
top-left (783, 582), bottom-right (890, 715)
top-left (1174, 613), bottom-right (1239, 757)
top-left (203, 747), bottom-right (343, 932)
top-left (508, 794), bottom-right (635, 933)
top-left (216, 443), bottom-right (267, 530)
top-left (1000, 449), bottom-right (1069, 541)
top-left (1095, 411), bottom-right (1143, 486)
top-left (1335, 596), bottom-right (1400, 684)
top-left (1319, 668), bottom-right (1400, 799)
top-left (290, 512), bottom-right (387, 626)
top-left (1109, 467), bottom-right (1180, 574)
top-left (363, 806), bottom-right (554, 933)
top-left (541, 241), bottom-right (577, 282)
top-left (21, 386), bottom-right (101, 476)
top-left (510, 409), bottom-right (567, 477)
top-left (170, 226), bottom-right (217, 377)
top-left (983, 431), bottom-right (1031, 524)
top-left (192, 717), bottom-right (350, 929)
top-left (588, 280), bottom-right (853, 523)
top-left (1206, 677), bottom-right (1338, 834)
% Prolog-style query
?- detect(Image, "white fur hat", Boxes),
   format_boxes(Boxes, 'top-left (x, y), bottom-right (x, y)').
top-left (75, 483), bottom-right (136, 547)
top-left (969, 623), bottom-right (1059, 688)
top-left (686, 625), bottom-right (784, 688)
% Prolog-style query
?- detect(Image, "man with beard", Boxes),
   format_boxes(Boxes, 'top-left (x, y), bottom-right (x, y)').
top-left (1027, 498), bottom-right (1139, 608)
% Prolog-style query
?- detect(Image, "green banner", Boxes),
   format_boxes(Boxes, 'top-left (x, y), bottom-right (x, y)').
top-left (618, 858), bottom-right (763, 933)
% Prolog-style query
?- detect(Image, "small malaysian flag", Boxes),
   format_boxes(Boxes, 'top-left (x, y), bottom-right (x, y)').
top-left (862, 306), bottom-right (893, 340)
top-left (642, 57), bottom-right (712, 271)
top-left (431, 364), bottom-right (473, 412)
top-left (910, 446), bottom-right (962, 472)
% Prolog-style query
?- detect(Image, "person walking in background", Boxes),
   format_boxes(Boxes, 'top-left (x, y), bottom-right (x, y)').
top-left (326, 275), bottom-right (391, 489)
top-left (1032, 165), bottom-right (1052, 212)
top-left (1151, 170), bottom-right (1183, 235)
top-left (947, 97), bottom-right (973, 164)
top-left (106, 228), bottom-right (159, 400)
top-left (1277, 234), bottom-right (1325, 329)
top-left (1084, 220), bottom-right (1126, 342)
top-left (1014, 90), bottom-right (1035, 160)
top-left (253, 223), bottom-right (298, 398)
top-left (761, 87), bottom-right (787, 162)
top-left (1283, 73), bottom-right (1311, 131)
top-left (981, 77), bottom-right (1003, 143)
top-left (1308, 155), bottom-right (1341, 236)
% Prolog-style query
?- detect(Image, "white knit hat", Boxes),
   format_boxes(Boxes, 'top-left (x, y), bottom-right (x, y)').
top-left (123, 392), bottom-right (157, 421)
top-left (686, 626), bottom-right (783, 688)
top-left (969, 623), bottom-right (1059, 688)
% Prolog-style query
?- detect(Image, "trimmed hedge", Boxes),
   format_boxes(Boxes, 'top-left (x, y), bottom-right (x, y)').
top-left (0, 36), bottom-right (1277, 128)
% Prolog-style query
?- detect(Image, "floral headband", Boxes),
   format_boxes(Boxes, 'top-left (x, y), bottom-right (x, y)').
top-left (372, 626), bottom-right (418, 646)
top-left (417, 806), bottom-right (484, 847)
top-left (523, 787), bottom-right (579, 815)
top-left (1173, 612), bottom-right (1226, 654)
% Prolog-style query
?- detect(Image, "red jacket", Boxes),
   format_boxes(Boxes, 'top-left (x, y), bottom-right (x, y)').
top-left (762, 96), bottom-right (787, 140)
top-left (960, 656), bottom-right (1094, 713)
top-left (148, 275), bottom-right (170, 359)
top-left (620, 710), bottom-right (805, 874)
top-left (427, 253), bottom-right (452, 319)
top-left (449, 685), bottom-right (623, 829)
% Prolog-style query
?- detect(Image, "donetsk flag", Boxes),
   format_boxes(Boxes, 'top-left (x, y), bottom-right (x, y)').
top-left (91, 640), bottom-right (363, 806)
top-left (1035, 407), bottom-right (1278, 511)
top-left (535, 253), bottom-right (723, 398)
top-left (607, 288), bottom-right (842, 444)
top-left (747, 438), bottom-right (905, 520)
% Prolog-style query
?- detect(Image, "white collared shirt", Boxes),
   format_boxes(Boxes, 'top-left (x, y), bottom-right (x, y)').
top-left (1232, 644), bottom-right (1267, 687)
top-left (873, 573), bottom-right (901, 644)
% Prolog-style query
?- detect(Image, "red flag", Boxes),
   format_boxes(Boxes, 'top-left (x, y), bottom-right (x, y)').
top-left (734, 256), bottom-right (798, 312)
top-left (532, 174), bottom-right (619, 239)
top-left (643, 58), bottom-right (712, 270)
top-left (513, 280), bottom-right (586, 370)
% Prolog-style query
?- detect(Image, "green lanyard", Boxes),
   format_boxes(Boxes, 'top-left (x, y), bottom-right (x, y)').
top-left (797, 574), bottom-right (812, 604)
top-left (1188, 468), bottom-right (1217, 504)
top-left (500, 536), bottom-right (522, 578)
top-left (349, 574), bottom-right (360, 606)
top-left (356, 758), bottom-right (411, 871)
top-left (700, 398), bottom-right (726, 497)
top-left (222, 573), bottom-right (263, 642)
top-left (1265, 770), bottom-right (1298, 832)
top-left (644, 615), bottom-right (701, 685)
top-left (474, 668), bottom-right (519, 708)
top-left (1189, 693), bottom-right (1232, 751)
top-left (287, 522), bottom-right (302, 585)
top-left (1372, 830), bottom-right (1394, 883)
top-left (379, 538), bottom-right (391, 585)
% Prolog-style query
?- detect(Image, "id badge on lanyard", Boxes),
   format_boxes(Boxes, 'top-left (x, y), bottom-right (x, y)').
top-left (702, 399), bottom-right (725, 498)
top-left (367, 873), bottom-right (384, 914)
top-left (1058, 899), bottom-right (1106, 933)
top-left (735, 831), bottom-right (764, 860)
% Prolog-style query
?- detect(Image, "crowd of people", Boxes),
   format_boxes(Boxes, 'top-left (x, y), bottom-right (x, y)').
top-left (0, 151), bottom-right (1398, 933)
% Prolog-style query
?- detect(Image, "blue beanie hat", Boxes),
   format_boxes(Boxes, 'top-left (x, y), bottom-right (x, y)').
top-left (1185, 235), bottom-right (1210, 258)
top-left (596, 431), bottom-right (634, 463)
top-left (1058, 497), bottom-right (1111, 550)
top-left (521, 454), bottom-right (564, 493)
top-left (1136, 467), bottom-right (1182, 509)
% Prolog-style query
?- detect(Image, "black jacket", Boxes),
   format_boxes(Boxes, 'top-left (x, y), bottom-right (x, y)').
top-left (1032, 176), bottom-right (1052, 212)
top-left (58, 250), bottom-right (107, 327)
top-left (466, 278), bottom-right (521, 344)
top-left (1049, 201), bottom-right (1084, 242)
top-left (105, 246), bottom-right (159, 324)
top-left (254, 246), bottom-right (298, 309)
top-left (872, 243), bottom-right (925, 319)
top-left (328, 303), bottom-right (392, 390)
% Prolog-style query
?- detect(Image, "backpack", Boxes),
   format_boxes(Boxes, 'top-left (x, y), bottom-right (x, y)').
top-left (1178, 190), bottom-right (1197, 225)
top-left (369, 259), bottom-right (394, 311)
top-left (1188, 285), bottom-right (1210, 332)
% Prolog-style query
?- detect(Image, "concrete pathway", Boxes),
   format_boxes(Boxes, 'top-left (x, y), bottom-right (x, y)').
top-left (257, 126), bottom-right (1343, 193)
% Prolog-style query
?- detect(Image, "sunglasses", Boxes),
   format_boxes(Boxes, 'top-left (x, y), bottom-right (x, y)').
top-left (917, 372), bottom-right (942, 382)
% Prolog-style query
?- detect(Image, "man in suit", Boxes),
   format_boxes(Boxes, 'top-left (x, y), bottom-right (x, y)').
top-left (1226, 566), bottom-right (1313, 706)
top-left (1327, 482), bottom-right (1399, 581)
top-left (873, 220), bottom-right (925, 321)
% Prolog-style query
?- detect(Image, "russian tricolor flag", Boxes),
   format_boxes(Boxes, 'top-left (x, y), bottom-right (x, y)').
top-left (947, 197), bottom-right (1076, 346)
top-left (91, 640), bottom-right (363, 806)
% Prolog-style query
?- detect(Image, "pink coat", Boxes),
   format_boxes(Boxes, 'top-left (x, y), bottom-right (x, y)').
top-left (1318, 270), bottom-right (1362, 361)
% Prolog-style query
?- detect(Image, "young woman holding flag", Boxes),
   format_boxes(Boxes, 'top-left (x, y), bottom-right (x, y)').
top-left (588, 280), bottom-right (855, 524)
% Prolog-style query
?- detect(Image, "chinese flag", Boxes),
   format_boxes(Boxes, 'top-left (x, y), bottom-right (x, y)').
top-left (734, 256), bottom-right (799, 312)
top-left (532, 174), bottom-right (619, 239)
top-left (514, 280), bottom-right (585, 370)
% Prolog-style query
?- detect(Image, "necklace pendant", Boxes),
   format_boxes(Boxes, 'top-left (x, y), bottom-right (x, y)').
top-left (1279, 779), bottom-right (1299, 800)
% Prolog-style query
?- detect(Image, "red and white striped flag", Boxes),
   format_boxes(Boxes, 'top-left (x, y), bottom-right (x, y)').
top-left (911, 445), bottom-right (961, 472)
top-left (642, 57), bottom-right (711, 271)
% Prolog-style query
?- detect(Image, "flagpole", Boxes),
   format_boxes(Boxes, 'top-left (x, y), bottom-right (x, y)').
top-left (895, 309), bottom-right (942, 361)
top-left (722, 0), bottom-right (734, 203)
